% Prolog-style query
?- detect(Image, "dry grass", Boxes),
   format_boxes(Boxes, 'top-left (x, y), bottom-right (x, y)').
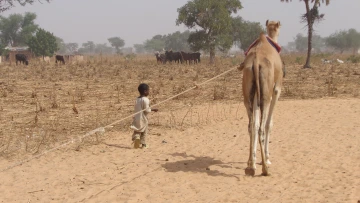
top-left (0, 54), bottom-right (359, 159)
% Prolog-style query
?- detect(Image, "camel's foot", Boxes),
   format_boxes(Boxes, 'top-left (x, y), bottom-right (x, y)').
top-left (260, 160), bottom-right (271, 165)
top-left (245, 167), bottom-right (256, 176)
top-left (261, 166), bottom-right (270, 176)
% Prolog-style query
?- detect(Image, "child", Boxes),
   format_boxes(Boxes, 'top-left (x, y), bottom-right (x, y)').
top-left (130, 83), bottom-right (158, 149)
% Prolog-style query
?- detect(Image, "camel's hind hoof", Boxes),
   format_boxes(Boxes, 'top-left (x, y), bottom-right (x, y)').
top-left (261, 167), bottom-right (271, 176)
top-left (245, 167), bottom-right (255, 176)
top-left (261, 172), bottom-right (271, 176)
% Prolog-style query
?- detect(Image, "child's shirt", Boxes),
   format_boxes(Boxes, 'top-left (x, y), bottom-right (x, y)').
top-left (130, 96), bottom-right (151, 132)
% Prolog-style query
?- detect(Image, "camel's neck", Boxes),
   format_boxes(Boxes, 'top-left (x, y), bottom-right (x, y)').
top-left (268, 35), bottom-right (278, 43)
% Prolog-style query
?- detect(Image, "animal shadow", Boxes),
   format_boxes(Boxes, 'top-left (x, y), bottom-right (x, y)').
top-left (162, 153), bottom-right (242, 180)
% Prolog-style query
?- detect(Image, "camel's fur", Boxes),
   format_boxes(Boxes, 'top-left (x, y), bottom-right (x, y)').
top-left (241, 20), bottom-right (283, 176)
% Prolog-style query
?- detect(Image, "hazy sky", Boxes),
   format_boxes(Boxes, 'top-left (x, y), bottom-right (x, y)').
top-left (2, 0), bottom-right (360, 48)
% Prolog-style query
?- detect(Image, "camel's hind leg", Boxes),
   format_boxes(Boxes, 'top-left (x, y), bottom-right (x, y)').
top-left (259, 98), bottom-right (271, 176)
top-left (245, 93), bottom-right (260, 176)
top-left (264, 85), bottom-right (281, 165)
top-left (243, 68), bottom-right (259, 176)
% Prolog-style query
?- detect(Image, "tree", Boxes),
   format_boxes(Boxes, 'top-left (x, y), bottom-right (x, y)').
top-left (0, 0), bottom-right (50, 12)
top-left (55, 37), bottom-right (67, 54)
top-left (232, 16), bottom-right (265, 52)
top-left (27, 28), bottom-right (58, 58)
top-left (133, 44), bottom-right (145, 54)
top-left (165, 31), bottom-right (191, 52)
top-left (292, 33), bottom-right (325, 53)
top-left (94, 43), bottom-right (113, 54)
top-left (108, 37), bottom-right (125, 54)
top-left (326, 29), bottom-right (360, 54)
top-left (347, 29), bottom-right (360, 54)
top-left (281, 0), bottom-right (330, 68)
top-left (65, 42), bottom-right (78, 53)
top-left (79, 41), bottom-right (95, 54)
top-left (176, 0), bottom-right (242, 63)
top-left (0, 12), bottom-right (38, 46)
top-left (144, 34), bottom-right (166, 52)
top-left (294, 33), bottom-right (308, 52)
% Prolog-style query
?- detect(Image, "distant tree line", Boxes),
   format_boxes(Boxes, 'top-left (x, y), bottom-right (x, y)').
top-left (285, 29), bottom-right (360, 54)
top-left (0, 12), bottom-right (129, 57)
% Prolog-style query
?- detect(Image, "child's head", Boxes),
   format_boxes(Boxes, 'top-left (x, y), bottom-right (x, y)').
top-left (138, 83), bottom-right (149, 96)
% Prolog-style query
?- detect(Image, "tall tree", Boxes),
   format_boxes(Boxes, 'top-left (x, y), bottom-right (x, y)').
top-left (27, 28), bottom-right (58, 58)
top-left (0, 0), bottom-right (50, 12)
top-left (80, 41), bottom-right (95, 54)
top-left (94, 43), bottom-right (113, 54)
top-left (143, 34), bottom-right (166, 52)
top-left (65, 43), bottom-right (78, 53)
top-left (294, 33), bottom-right (308, 52)
top-left (232, 16), bottom-right (265, 52)
top-left (55, 37), bottom-right (67, 54)
top-left (176, 0), bottom-right (242, 63)
top-left (0, 12), bottom-right (38, 46)
top-left (133, 44), bottom-right (145, 54)
top-left (347, 29), bottom-right (360, 55)
top-left (165, 31), bottom-right (191, 52)
top-left (108, 37), bottom-right (125, 54)
top-left (281, 0), bottom-right (330, 68)
top-left (326, 29), bottom-right (360, 54)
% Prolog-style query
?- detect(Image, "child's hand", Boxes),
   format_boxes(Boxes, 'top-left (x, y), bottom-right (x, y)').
top-left (152, 108), bottom-right (159, 112)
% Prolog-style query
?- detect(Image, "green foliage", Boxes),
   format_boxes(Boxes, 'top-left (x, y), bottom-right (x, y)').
top-left (55, 37), bottom-right (67, 54)
top-left (65, 43), bottom-right (78, 53)
top-left (0, 12), bottom-right (38, 46)
top-left (216, 34), bottom-right (233, 53)
top-left (78, 41), bottom-right (95, 54)
top-left (0, 0), bottom-right (50, 12)
top-left (133, 44), bottom-right (145, 54)
top-left (326, 29), bottom-right (360, 54)
top-left (187, 30), bottom-right (207, 52)
top-left (108, 37), bottom-right (125, 53)
top-left (232, 16), bottom-right (265, 52)
top-left (294, 33), bottom-right (309, 52)
top-left (176, 0), bottom-right (242, 62)
top-left (94, 43), bottom-right (113, 54)
top-left (27, 28), bottom-right (58, 57)
top-left (347, 55), bottom-right (360, 63)
top-left (144, 35), bottom-right (166, 52)
top-left (165, 31), bottom-right (191, 51)
top-left (144, 31), bottom-right (192, 52)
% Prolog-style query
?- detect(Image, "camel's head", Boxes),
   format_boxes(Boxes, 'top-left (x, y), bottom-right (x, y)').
top-left (266, 20), bottom-right (281, 41)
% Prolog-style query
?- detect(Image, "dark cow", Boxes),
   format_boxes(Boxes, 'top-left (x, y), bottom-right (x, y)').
top-left (155, 52), bottom-right (166, 64)
top-left (15, 54), bottom-right (29, 65)
top-left (191, 52), bottom-right (201, 63)
top-left (180, 51), bottom-right (192, 64)
top-left (55, 55), bottom-right (65, 64)
top-left (165, 50), bottom-right (183, 64)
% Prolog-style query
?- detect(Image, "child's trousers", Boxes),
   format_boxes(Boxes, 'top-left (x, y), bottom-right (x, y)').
top-left (132, 128), bottom-right (148, 144)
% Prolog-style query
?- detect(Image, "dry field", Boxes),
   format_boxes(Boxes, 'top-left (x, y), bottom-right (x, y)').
top-left (0, 54), bottom-right (359, 202)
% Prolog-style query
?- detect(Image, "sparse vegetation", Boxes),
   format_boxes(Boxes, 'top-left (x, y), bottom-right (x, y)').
top-left (0, 54), bottom-right (359, 157)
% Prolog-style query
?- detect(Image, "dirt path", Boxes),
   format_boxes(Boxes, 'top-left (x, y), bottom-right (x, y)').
top-left (0, 98), bottom-right (359, 203)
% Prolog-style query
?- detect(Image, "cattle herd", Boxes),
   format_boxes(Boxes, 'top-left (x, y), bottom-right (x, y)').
top-left (155, 50), bottom-right (201, 64)
top-left (13, 54), bottom-right (82, 66)
top-left (13, 51), bottom-right (201, 66)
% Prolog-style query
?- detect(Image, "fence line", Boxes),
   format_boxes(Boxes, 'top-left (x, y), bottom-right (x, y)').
top-left (0, 66), bottom-right (239, 173)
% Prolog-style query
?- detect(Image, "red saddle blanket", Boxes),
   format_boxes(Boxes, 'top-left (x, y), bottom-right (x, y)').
top-left (244, 36), bottom-right (281, 56)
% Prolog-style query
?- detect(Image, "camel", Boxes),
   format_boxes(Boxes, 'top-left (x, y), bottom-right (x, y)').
top-left (240, 20), bottom-right (283, 176)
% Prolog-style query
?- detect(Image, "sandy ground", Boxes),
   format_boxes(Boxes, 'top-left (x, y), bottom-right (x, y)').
top-left (0, 98), bottom-right (359, 203)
